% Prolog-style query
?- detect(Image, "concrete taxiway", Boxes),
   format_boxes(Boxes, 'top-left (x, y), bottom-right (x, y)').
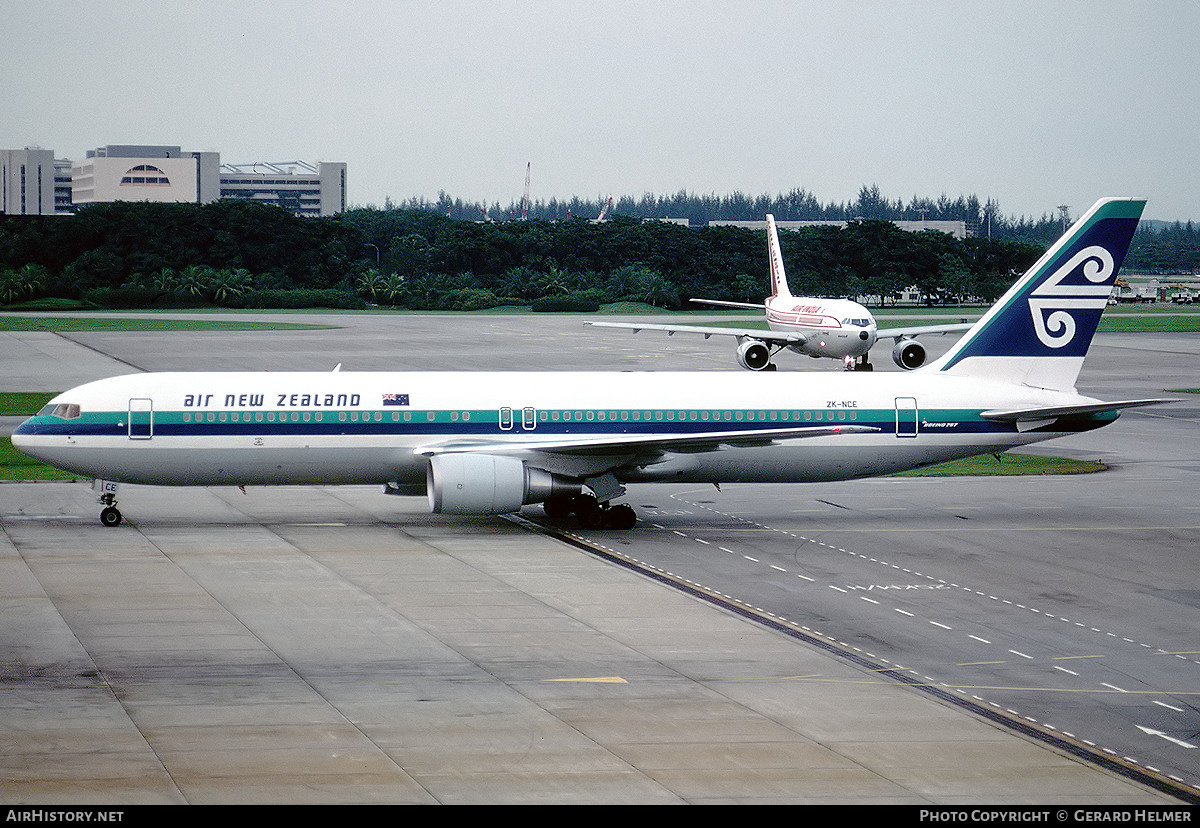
top-left (1, 483), bottom-right (1179, 805)
top-left (0, 311), bottom-right (1193, 804)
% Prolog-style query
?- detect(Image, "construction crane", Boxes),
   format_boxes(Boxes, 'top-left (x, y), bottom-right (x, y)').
top-left (521, 162), bottom-right (531, 220)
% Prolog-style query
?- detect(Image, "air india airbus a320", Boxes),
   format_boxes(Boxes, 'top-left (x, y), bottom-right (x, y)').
top-left (587, 213), bottom-right (972, 371)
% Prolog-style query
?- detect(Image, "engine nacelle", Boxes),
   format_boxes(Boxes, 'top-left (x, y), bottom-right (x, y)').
top-left (892, 339), bottom-right (926, 370)
top-left (427, 453), bottom-right (579, 515)
top-left (736, 339), bottom-right (771, 371)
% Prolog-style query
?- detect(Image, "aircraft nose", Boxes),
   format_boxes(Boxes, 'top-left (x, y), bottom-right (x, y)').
top-left (9, 419), bottom-right (37, 457)
top-left (9, 416), bottom-right (56, 458)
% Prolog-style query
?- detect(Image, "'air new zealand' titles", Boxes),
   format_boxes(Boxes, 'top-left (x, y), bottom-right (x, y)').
top-left (13, 198), bottom-right (1169, 530)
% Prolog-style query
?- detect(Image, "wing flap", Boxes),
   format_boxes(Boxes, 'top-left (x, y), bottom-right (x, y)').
top-left (415, 423), bottom-right (877, 458)
top-left (585, 320), bottom-right (805, 345)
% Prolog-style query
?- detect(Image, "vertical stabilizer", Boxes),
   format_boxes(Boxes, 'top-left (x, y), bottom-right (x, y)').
top-left (766, 214), bottom-right (793, 299)
top-left (928, 197), bottom-right (1145, 391)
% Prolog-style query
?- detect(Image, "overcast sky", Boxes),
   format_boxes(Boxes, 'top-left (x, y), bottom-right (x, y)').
top-left (4, 1), bottom-right (1196, 222)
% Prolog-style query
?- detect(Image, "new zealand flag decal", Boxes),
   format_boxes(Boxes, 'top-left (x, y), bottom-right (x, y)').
top-left (383, 394), bottom-right (410, 406)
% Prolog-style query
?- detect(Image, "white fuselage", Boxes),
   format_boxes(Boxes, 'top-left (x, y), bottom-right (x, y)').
top-left (764, 295), bottom-right (878, 360)
top-left (12, 368), bottom-right (1101, 490)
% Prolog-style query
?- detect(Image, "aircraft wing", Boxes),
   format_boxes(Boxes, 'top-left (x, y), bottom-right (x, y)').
top-left (585, 320), bottom-right (805, 345)
top-left (689, 298), bottom-right (767, 310)
top-left (877, 322), bottom-right (974, 341)
top-left (415, 422), bottom-right (876, 459)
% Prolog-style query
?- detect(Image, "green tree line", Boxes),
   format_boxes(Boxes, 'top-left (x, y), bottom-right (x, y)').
top-left (1, 193), bottom-right (1195, 312)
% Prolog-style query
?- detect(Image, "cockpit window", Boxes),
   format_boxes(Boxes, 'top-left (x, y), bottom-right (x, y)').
top-left (841, 318), bottom-right (872, 327)
top-left (47, 403), bottom-right (82, 419)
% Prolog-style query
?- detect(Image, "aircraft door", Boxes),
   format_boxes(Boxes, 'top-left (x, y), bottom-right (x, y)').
top-left (499, 406), bottom-right (537, 431)
top-left (894, 397), bottom-right (918, 438)
top-left (128, 398), bottom-right (154, 440)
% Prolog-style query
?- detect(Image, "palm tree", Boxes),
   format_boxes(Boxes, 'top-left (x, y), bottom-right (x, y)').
top-left (379, 274), bottom-right (407, 306)
top-left (211, 269), bottom-right (253, 304)
top-left (178, 265), bottom-right (215, 298)
top-left (355, 268), bottom-right (386, 301)
top-left (0, 269), bottom-right (24, 304)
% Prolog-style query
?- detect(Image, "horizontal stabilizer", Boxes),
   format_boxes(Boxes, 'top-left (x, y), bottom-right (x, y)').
top-left (981, 398), bottom-right (1176, 421)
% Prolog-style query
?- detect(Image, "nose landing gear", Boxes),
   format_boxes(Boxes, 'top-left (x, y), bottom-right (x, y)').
top-left (98, 488), bottom-right (123, 527)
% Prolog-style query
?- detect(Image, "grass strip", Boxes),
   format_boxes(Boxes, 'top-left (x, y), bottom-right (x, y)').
top-left (894, 452), bottom-right (1106, 477)
top-left (0, 437), bottom-right (81, 480)
top-left (0, 392), bottom-right (57, 416)
top-left (0, 316), bottom-right (331, 332)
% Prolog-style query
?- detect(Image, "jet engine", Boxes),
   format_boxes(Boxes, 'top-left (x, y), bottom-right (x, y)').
top-left (892, 339), bottom-right (926, 370)
top-left (427, 453), bottom-right (580, 515)
top-left (736, 339), bottom-right (772, 371)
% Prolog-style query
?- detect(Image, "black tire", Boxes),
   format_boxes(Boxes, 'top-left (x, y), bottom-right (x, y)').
top-left (543, 496), bottom-right (572, 522)
top-left (604, 503), bottom-right (637, 530)
top-left (572, 494), bottom-right (604, 528)
top-left (100, 506), bottom-right (122, 528)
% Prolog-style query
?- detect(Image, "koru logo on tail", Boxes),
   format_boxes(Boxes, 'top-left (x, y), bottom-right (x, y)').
top-left (1028, 245), bottom-right (1115, 348)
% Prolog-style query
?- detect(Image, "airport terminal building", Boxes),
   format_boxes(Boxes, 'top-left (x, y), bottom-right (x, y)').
top-left (712, 218), bottom-right (969, 239)
top-left (0, 147), bottom-right (73, 216)
top-left (2, 144), bottom-right (347, 217)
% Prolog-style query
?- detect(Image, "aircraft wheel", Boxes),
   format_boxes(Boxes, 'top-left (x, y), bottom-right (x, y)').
top-left (603, 503), bottom-right (637, 530)
top-left (100, 506), bottom-right (123, 528)
top-left (579, 510), bottom-right (605, 529)
top-left (543, 496), bottom-right (573, 522)
top-left (572, 494), bottom-right (605, 528)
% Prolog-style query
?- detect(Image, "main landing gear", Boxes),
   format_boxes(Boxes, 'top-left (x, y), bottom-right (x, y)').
top-left (543, 493), bottom-right (637, 530)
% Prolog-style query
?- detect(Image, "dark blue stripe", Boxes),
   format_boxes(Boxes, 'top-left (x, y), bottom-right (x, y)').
top-left (17, 415), bottom-right (1025, 439)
